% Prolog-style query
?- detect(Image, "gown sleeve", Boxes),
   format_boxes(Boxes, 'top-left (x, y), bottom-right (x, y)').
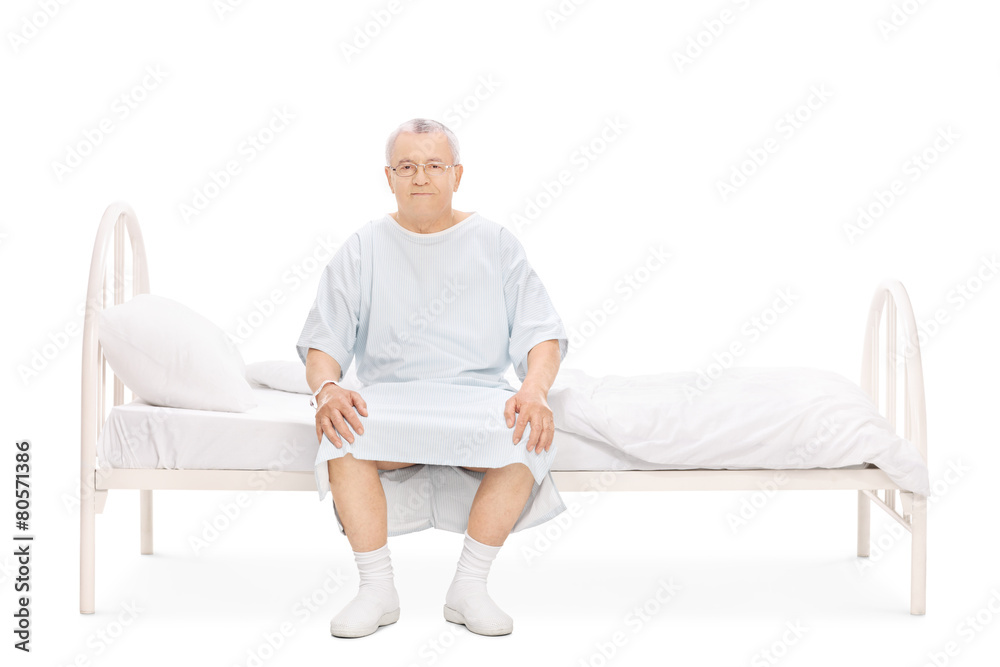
top-left (500, 226), bottom-right (569, 382)
top-left (295, 232), bottom-right (361, 381)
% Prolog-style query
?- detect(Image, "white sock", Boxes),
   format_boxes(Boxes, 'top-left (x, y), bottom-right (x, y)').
top-left (444, 531), bottom-right (513, 635)
top-left (330, 543), bottom-right (400, 636)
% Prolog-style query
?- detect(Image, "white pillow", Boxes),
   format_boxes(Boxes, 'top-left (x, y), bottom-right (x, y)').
top-left (245, 360), bottom-right (311, 394)
top-left (98, 294), bottom-right (257, 412)
top-left (245, 359), bottom-right (361, 393)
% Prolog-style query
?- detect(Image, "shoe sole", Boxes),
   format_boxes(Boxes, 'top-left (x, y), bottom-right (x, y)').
top-left (330, 607), bottom-right (400, 638)
top-left (443, 604), bottom-right (513, 636)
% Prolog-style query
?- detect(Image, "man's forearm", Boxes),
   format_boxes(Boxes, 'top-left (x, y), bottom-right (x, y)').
top-left (305, 348), bottom-right (343, 393)
top-left (520, 339), bottom-right (561, 395)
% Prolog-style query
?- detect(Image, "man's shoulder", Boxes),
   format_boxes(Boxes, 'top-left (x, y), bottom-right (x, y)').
top-left (469, 216), bottom-right (527, 263)
top-left (322, 219), bottom-right (374, 264)
top-left (468, 213), bottom-right (515, 241)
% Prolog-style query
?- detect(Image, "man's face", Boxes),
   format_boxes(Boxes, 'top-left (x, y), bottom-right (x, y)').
top-left (385, 131), bottom-right (463, 217)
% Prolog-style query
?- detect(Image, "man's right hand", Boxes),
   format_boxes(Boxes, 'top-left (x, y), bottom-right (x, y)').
top-left (314, 384), bottom-right (368, 447)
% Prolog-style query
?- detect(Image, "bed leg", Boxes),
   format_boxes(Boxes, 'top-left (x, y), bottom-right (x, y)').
top-left (140, 490), bottom-right (153, 555)
top-left (910, 493), bottom-right (927, 615)
top-left (81, 491), bottom-right (95, 614)
top-left (857, 490), bottom-right (870, 557)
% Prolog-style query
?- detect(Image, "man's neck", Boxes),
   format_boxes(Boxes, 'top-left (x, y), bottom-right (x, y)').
top-left (391, 210), bottom-right (459, 234)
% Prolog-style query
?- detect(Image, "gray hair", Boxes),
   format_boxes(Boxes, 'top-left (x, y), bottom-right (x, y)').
top-left (385, 118), bottom-right (461, 167)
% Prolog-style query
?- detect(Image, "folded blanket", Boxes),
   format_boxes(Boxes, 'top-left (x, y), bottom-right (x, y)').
top-left (548, 367), bottom-right (931, 497)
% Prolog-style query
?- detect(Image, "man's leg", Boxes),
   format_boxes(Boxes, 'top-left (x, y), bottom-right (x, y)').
top-left (328, 455), bottom-right (389, 552)
top-left (327, 458), bottom-right (419, 551)
top-left (445, 463), bottom-right (534, 636)
top-left (462, 463), bottom-right (534, 546)
top-left (376, 461), bottom-right (420, 471)
top-left (326, 454), bottom-right (413, 638)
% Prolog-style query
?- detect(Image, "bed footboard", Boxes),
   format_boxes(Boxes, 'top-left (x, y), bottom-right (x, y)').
top-left (858, 279), bottom-right (929, 615)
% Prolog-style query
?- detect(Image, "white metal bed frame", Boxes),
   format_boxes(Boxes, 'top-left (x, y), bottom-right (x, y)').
top-left (80, 202), bottom-right (929, 615)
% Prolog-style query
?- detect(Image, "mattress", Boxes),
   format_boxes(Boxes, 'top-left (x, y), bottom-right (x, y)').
top-left (96, 385), bottom-right (869, 475)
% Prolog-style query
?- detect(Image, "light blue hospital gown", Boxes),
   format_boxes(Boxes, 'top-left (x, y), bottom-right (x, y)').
top-left (296, 211), bottom-right (569, 537)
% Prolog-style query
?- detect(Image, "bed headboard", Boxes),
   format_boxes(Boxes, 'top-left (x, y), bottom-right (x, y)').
top-left (861, 280), bottom-right (928, 465)
top-left (80, 202), bottom-right (150, 471)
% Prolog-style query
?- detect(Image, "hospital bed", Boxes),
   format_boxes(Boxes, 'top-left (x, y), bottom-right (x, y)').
top-left (80, 202), bottom-right (929, 616)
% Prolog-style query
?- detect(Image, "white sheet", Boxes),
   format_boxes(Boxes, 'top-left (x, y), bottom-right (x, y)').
top-left (547, 367), bottom-right (931, 496)
top-left (95, 385), bottom-right (679, 473)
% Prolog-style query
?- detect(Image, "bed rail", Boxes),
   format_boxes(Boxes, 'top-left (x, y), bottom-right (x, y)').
top-left (858, 279), bottom-right (928, 614)
top-left (80, 202), bottom-right (150, 614)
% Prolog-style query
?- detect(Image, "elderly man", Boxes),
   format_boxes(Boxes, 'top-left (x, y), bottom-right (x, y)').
top-left (296, 118), bottom-right (568, 639)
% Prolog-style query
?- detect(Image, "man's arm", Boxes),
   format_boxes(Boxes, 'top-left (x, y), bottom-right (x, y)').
top-left (305, 348), bottom-right (343, 394)
top-left (506, 338), bottom-right (561, 451)
top-left (519, 339), bottom-right (561, 395)
top-left (307, 347), bottom-right (368, 446)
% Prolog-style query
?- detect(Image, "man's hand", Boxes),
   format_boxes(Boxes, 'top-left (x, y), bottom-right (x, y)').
top-left (315, 385), bottom-right (368, 448)
top-left (504, 384), bottom-right (554, 454)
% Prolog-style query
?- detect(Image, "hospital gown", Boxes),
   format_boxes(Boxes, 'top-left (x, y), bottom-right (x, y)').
top-left (295, 211), bottom-right (569, 537)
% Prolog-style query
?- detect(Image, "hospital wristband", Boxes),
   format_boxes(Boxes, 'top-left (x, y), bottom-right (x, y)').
top-left (309, 380), bottom-right (340, 409)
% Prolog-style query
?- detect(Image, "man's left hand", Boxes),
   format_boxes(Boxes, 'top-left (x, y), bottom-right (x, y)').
top-left (504, 385), bottom-right (554, 454)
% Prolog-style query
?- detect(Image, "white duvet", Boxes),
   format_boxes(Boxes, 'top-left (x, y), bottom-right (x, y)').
top-left (547, 367), bottom-right (931, 497)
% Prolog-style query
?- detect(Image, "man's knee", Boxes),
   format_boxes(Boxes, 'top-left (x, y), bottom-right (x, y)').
top-left (461, 466), bottom-right (489, 473)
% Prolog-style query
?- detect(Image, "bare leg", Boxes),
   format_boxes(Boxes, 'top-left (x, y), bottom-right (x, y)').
top-left (444, 463), bottom-right (532, 636)
top-left (327, 455), bottom-right (387, 552)
top-left (327, 455), bottom-right (419, 638)
top-left (327, 456), bottom-right (419, 551)
top-left (465, 463), bottom-right (535, 546)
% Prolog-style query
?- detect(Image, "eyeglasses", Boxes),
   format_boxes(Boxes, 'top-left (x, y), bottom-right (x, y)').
top-left (388, 162), bottom-right (455, 178)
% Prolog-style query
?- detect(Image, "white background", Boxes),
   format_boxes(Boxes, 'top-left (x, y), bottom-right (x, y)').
top-left (2, 0), bottom-right (998, 664)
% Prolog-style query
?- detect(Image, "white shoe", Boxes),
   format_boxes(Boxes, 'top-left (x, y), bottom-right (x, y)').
top-left (330, 593), bottom-right (400, 638)
top-left (332, 543), bottom-right (400, 637)
top-left (443, 593), bottom-right (513, 636)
